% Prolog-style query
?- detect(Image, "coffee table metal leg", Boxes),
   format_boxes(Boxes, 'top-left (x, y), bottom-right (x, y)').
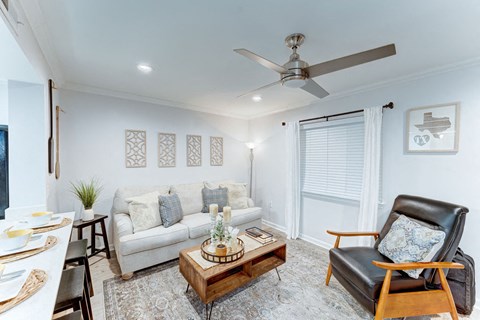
top-left (205, 301), bottom-right (214, 320)
top-left (275, 267), bottom-right (281, 281)
top-left (185, 283), bottom-right (190, 293)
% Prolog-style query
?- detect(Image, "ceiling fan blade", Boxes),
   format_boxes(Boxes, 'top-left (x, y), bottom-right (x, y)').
top-left (234, 49), bottom-right (288, 74)
top-left (307, 44), bottom-right (396, 78)
top-left (237, 80), bottom-right (282, 98)
top-left (301, 79), bottom-right (329, 99)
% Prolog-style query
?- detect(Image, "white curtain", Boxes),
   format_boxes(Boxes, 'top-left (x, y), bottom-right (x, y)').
top-left (285, 121), bottom-right (301, 240)
top-left (357, 106), bottom-right (383, 246)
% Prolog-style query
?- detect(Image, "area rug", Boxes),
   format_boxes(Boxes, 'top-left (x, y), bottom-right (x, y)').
top-left (103, 236), bottom-right (466, 320)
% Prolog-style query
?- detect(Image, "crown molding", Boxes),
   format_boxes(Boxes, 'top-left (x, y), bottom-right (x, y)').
top-left (62, 82), bottom-right (249, 120)
top-left (18, 0), bottom-right (65, 84)
top-left (246, 57), bottom-right (480, 120)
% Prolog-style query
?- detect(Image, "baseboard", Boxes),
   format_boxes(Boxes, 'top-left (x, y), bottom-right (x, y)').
top-left (299, 233), bottom-right (331, 251)
top-left (261, 219), bottom-right (286, 233)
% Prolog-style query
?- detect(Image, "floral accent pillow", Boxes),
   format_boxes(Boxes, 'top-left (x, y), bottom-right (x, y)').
top-left (126, 191), bottom-right (162, 233)
top-left (378, 214), bottom-right (446, 279)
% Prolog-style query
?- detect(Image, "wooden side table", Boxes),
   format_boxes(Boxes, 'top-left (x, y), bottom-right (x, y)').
top-left (73, 214), bottom-right (111, 259)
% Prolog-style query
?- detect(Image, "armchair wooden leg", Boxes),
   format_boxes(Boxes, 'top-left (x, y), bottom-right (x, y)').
top-left (374, 269), bottom-right (392, 320)
top-left (438, 268), bottom-right (459, 320)
top-left (325, 236), bottom-right (341, 286)
top-left (326, 263), bottom-right (332, 285)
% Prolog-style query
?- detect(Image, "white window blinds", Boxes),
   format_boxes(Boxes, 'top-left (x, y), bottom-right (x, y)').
top-left (300, 117), bottom-right (364, 201)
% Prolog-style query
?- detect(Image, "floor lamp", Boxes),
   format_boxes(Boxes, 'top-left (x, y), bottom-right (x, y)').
top-left (246, 142), bottom-right (255, 197)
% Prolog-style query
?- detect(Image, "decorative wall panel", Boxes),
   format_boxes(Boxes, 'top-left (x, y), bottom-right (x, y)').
top-left (158, 133), bottom-right (176, 167)
top-left (125, 130), bottom-right (146, 168)
top-left (210, 136), bottom-right (223, 166)
top-left (187, 135), bottom-right (201, 166)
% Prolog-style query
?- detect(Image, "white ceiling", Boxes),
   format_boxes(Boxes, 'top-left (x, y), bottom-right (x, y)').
top-left (19, 0), bottom-right (480, 118)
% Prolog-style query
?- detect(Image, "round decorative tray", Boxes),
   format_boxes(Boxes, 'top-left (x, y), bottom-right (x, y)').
top-left (200, 238), bottom-right (244, 263)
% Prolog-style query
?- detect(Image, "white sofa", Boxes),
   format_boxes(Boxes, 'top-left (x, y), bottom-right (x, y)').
top-left (111, 182), bottom-right (262, 278)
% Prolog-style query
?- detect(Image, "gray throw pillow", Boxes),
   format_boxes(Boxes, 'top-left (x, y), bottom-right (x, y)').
top-left (158, 193), bottom-right (184, 228)
top-left (201, 187), bottom-right (228, 213)
top-left (378, 214), bottom-right (446, 279)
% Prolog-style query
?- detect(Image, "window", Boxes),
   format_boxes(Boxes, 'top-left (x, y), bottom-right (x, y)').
top-left (0, 125), bottom-right (7, 219)
top-left (300, 117), bottom-right (364, 201)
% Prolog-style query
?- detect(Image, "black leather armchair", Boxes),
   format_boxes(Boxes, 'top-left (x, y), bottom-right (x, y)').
top-left (326, 195), bottom-right (468, 320)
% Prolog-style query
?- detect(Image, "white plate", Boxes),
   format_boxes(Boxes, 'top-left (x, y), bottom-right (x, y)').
top-left (10, 214), bottom-right (63, 230)
top-left (0, 235), bottom-right (46, 257)
top-left (0, 267), bottom-right (30, 302)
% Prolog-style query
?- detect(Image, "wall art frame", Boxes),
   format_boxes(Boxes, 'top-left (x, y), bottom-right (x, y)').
top-left (158, 133), bottom-right (176, 167)
top-left (187, 134), bottom-right (202, 166)
top-left (210, 136), bottom-right (223, 166)
top-left (125, 129), bottom-right (147, 168)
top-left (406, 102), bottom-right (460, 153)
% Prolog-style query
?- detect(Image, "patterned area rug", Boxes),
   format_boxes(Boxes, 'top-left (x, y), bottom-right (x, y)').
top-left (103, 234), bottom-right (470, 320)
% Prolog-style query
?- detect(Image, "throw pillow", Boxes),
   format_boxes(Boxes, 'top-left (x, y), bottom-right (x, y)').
top-left (126, 191), bottom-right (162, 233)
top-left (378, 214), bottom-right (446, 279)
top-left (220, 183), bottom-right (249, 209)
top-left (159, 193), bottom-right (184, 228)
top-left (201, 187), bottom-right (228, 213)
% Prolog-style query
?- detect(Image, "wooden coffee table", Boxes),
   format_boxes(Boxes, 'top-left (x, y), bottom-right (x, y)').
top-left (179, 238), bottom-right (286, 320)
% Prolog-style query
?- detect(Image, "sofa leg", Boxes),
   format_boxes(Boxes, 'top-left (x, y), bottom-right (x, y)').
top-left (121, 272), bottom-right (134, 280)
top-left (325, 263), bottom-right (333, 286)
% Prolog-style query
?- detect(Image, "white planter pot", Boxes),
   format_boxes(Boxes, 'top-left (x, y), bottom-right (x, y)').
top-left (83, 208), bottom-right (95, 221)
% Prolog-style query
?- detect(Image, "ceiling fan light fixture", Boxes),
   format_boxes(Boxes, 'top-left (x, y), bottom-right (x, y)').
top-left (282, 77), bottom-right (307, 88)
top-left (137, 63), bottom-right (153, 73)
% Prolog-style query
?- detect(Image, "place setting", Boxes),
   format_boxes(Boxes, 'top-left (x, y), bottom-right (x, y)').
top-left (0, 263), bottom-right (47, 314)
top-left (0, 212), bottom-right (62, 263)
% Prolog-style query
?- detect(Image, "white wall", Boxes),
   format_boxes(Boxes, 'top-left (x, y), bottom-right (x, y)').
top-left (6, 80), bottom-right (45, 215)
top-left (0, 79), bottom-right (7, 125)
top-left (250, 63), bottom-right (480, 297)
top-left (54, 89), bottom-right (251, 235)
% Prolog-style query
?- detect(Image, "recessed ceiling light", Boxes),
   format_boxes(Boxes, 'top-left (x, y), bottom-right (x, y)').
top-left (252, 95), bottom-right (262, 102)
top-left (137, 64), bottom-right (153, 73)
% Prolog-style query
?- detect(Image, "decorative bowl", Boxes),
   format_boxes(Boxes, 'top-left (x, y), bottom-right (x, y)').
top-left (27, 211), bottom-right (53, 227)
top-left (0, 229), bottom-right (34, 251)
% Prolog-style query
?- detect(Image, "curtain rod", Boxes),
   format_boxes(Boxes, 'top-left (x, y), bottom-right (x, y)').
top-left (281, 102), bottom-right (394, 126)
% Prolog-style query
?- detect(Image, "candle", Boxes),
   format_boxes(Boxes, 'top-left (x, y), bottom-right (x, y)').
top-left (209, 204), bottom-right (218, 218)
top-left (223, 206), bottom-right (232, 224)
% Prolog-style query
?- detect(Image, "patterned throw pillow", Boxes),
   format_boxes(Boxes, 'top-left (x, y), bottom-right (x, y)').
top-left (126, 191), bottom-right (162, 233)
top-left (201, 187), bottom-right (228, 213)
top-left (158, 194), bottom-right (184, 228)
top-left (219, 183), bottom-right (249, 209)
top-left (378, 215), bottom-right (446, 279)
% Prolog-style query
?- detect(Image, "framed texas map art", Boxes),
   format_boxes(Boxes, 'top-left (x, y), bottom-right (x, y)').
top-left (406, 103), bottom-right (460, 153)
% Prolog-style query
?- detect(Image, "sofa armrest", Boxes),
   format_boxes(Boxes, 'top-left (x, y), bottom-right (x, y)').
top-left (247, 198), bottom-right (255, 208)
top-left (113, 213), bottom-right (134, 240)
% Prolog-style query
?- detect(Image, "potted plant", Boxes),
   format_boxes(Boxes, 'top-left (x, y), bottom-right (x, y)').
top-left (70, 178), bottom-right (102, 221)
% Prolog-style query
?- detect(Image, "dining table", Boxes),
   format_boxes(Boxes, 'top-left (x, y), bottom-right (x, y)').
top-left (0, 211), bottom-right (75, 320)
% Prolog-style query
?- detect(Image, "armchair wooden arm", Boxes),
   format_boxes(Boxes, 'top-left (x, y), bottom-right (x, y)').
top-left (373, 260), bottom-right (463, 320)
top-left (325, 230), bottom-right (379, 286)
top-left (372, 260), bottom-right (464, 271)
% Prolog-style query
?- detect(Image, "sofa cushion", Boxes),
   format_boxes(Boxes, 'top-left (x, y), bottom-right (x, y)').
top-left (126, 191), bottom-right (162, 233)
top-left (170, 182), bottom-right (204, 215)
top-left (220, 183), bottom-right (249, 209)
top-left (159, 193), bottom-right (184, 228)
top-left (112, 185), bottom-right (170, 214)
top-left (201, 187), bottom-right (228, 213)
top-left (330, 247), bottom-right (426, 300)
top-left (204, 179), bottom-right (235, 189)
top-left (118, 223), bottom-right (189, 256)
top-left (180, 213), bottom-right (211, 239)
top-left (231, 207), bottom-right (262, 226)
top-left (378, 214), bottom-right (446, 279)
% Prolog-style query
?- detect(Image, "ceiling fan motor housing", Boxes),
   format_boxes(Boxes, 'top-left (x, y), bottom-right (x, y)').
top-left (281, 57), bottom-right (308, 87)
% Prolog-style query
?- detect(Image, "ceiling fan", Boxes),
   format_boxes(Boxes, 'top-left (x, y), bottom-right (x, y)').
top-left (234, 33), bottom-right (396, 99)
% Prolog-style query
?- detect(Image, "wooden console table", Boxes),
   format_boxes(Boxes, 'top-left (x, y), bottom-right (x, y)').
top-left (179, 239), bottom-right (286, 320)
